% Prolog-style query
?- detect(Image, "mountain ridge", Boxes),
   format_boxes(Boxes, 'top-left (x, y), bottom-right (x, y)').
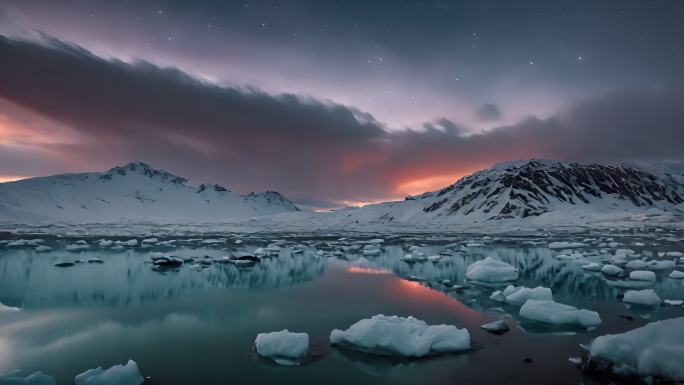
top-left (0, 161), bottom-right (299, 223)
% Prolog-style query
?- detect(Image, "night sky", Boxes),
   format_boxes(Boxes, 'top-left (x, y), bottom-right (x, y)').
top-left (1, 0), bottom-right (683, 208)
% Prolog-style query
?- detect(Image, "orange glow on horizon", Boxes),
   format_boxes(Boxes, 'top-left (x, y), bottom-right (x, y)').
top-left (394, 173), bottom-right (466, 197)
top-left (0, 176), bottom-right (27, 183)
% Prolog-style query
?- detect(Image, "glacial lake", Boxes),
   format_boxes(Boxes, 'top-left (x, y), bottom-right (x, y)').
top-left (0, 231), bottom-right (683, 385)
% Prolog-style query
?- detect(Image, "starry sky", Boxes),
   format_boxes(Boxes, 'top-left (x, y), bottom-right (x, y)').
top-left (0, 0), bottom-right (683, 209)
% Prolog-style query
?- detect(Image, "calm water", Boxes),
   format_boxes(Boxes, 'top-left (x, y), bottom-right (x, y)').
top-left (0, 232), bottom-right (683, 384)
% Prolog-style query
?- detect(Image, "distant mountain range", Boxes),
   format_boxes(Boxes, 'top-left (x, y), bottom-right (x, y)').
top-left (1, 159), bottom-right (683, 227)
top-left (286, 159), bottom-right (684, 229)
top-left (0, 162), bottom-right (298, 223)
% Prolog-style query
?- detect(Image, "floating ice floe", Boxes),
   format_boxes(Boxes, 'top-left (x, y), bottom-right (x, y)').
top-left (74, 359), bottom-right (143, 385)
top-left (581, 263), bottom-right (602, 271)
top-left (664, 300), bottom-right (683, 306)
top-left (0, 370), bottom-right (56, 385)
top-left (600, 264), bottom-right (623, 276)
top-left (7, 239), bottom-right (44, 247)
top-left (605, 279), bottom-right (654, 289)
top-left (548, 241), bottom-right (586, 249)
top-left (628, 270), bottom-right (656, 282)
top-left (151, 255), bottom-right (184, 268)
top-left (491, 285), bottom-right (553, 306)
top-left (481, 319), bottom-right (510, 335)
top-left (66, 243), bottom-right (89, 252)
top-left (588, 317), bottom-right (684, 382)
top-left (668, 270), bottom-right (684, 279)
top-left (623, 289), bottom-right (661, 307)
top-left (254, 330), bottom-right (309, 366)
top-left (556, 253), bottom-right (585, 261)
top-left (330, 315), bottom-right (470, 357)
top-left (519, 300), bottom-right (601, 328)
top-left (625, 260), bottom-right (648, 270)
top-left (34, 245), bottom-right (52, 252)
top-left (98, 240), bottom-right (113, 247)
top-left (466, 257), bottom-right (519, 283)
top-left (646, 260), bottom-right (676, 271)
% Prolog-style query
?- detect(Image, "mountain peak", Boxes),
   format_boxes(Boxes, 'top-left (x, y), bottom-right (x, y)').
top-left (103, 161), bottom-right (188, 185)
top-left (489, 158), bottom-right (566, 171)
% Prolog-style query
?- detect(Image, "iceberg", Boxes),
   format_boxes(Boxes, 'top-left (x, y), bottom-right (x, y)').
top-left (481, 319), bottom-right (510, 335)
top-left (600, 264), bottom-right (623, 276)
top-left (254, 330), bottom-right (309, 365)
top-left (491, 285), bottom-right (553, 306)
top-left (588, 317), bottom-right (684, 382)
top-left (466, 257), bottom-right (519, 283)
top-left (623, 289), bottom-right (661, 307)
top-left (581, 262), bottom-right (602, 271)
top-left (628, 270), bottom-right (656, 282)
top-left (668, 270), bottom-right (684, 279)
top-left (330, 315), bottom-right (470, 357)
top-left (519, 300), bottom-right (601, 328)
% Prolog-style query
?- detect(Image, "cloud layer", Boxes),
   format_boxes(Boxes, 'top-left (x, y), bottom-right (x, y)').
top-left (1, 35), bottom-right (683, 207)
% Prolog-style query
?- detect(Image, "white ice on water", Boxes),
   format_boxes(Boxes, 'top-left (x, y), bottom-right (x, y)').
top-left (466, 257), bottom-right (519, 283)
top-left (490, 285), bottom-right (553, 306)
top-left (330, 315), bottom-right (470, 357)
top-left (589, 317), bottom-right (684, 382)
top-left (254, 330), bottom-right (309, 365)
top-left (519, 300), bottom-right (602, 328)
top-left (623, 289), bottom-right (661, 307)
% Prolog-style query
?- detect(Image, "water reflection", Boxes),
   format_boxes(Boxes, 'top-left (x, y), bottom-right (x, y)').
top-left (0, 234), bottom-right (682, 385)
top-left (0, 237), bottom-right (682, 310)
top-left (0, 247), bottom-right (325, 307)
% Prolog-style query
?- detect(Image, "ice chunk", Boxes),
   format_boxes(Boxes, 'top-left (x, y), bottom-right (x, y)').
top-left (519, 300), bottom-right (601, 328)
top-left (481, 320), bottom-right (510, 335)
top-left (489, 290), bottom-right (506, 302)
top-left (628, 270), bottom-right (656, 282)
top-left (466, 257), bottom-right (519, 283)
top-left (623, 289), bottom-right (661, 307)
top-left (588, 317), bottom-right (684, 382)
top-left (668, 270), bottom-right (684, 279)
top-left (0, 370), bottom-right (56, 385)
top-left (581, 262), bottom-right (602, 271)
top-left (548, 241), bottom-right (586, 249)
top-left (601, 264), bottom-right (623, 276)
top-left (646, 260), bottom-right (676, 271)
top-left (501, 285), bottom-right (553, 306)
top-left (123, 239), bottom-right (138, 247)
top-left (605, 279), bottom-right (654, 289)
top-left (98, 240), bottom-right (113, 247)
top-left (625, 260), bottom-right (648, 270)
top-left (255, 330), bottom-right (309, 365)
top-left (74, 360), bottom-right (143, 385)
top-left (330, 315), bottom-right (470, 357)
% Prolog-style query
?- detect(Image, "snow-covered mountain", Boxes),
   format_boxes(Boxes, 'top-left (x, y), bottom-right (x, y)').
top-left (0, 162), bottom-right (299, 223)
top-left (296, 159), bottom-right (684, 228)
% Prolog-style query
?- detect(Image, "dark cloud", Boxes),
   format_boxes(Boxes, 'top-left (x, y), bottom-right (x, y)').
top-left (1, 35), bottom-right (683, 207)
top-left (477, 104), bottom-right (502, 122)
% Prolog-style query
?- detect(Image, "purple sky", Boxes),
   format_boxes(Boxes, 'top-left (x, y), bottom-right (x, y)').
top-left (1, 0), bottom-right (683, 208)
